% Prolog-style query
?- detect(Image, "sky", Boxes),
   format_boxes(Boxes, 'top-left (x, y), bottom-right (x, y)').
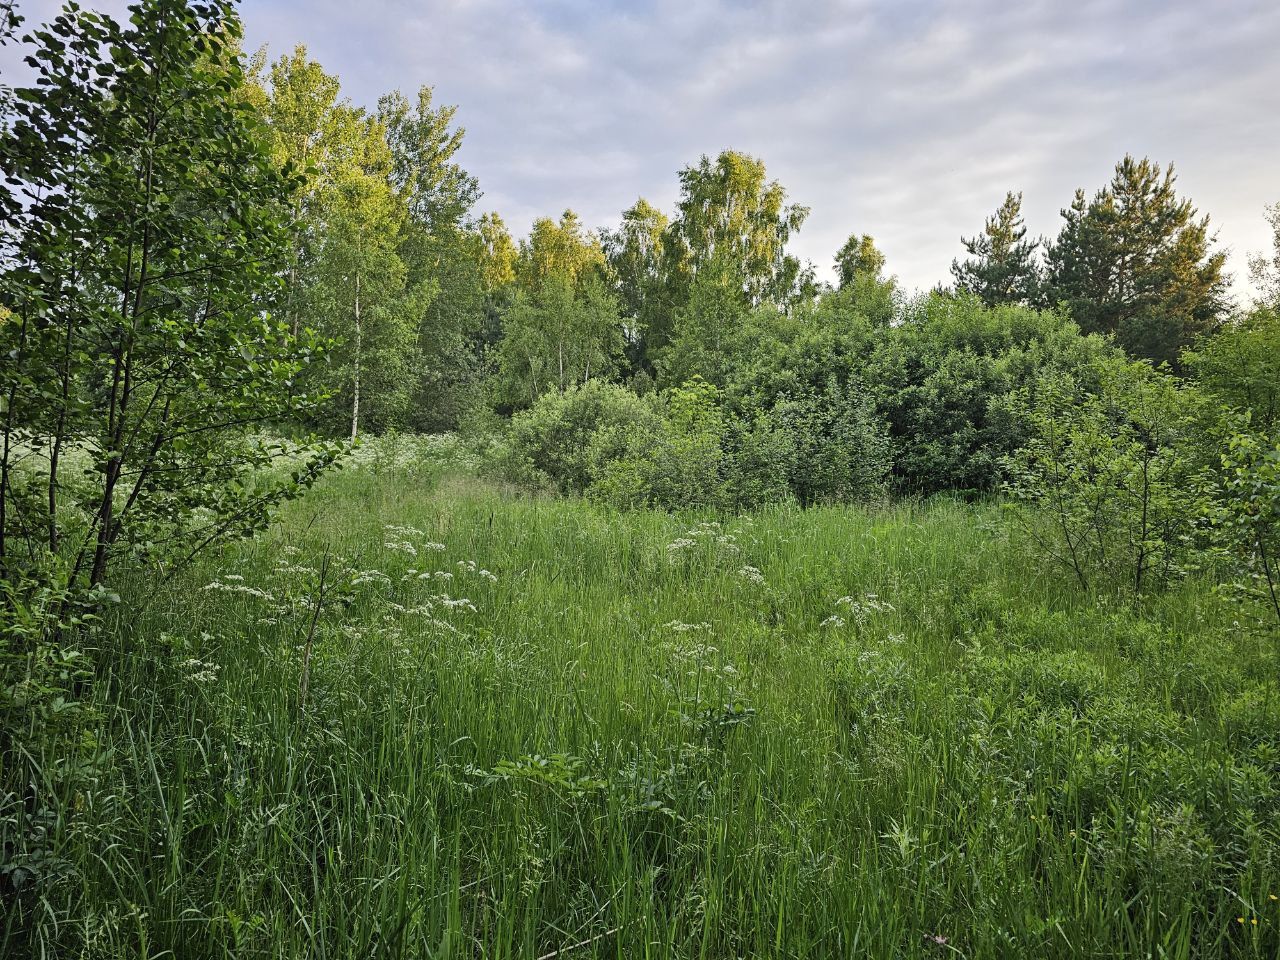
top-left (4, 0), bottom-right (1278, 298)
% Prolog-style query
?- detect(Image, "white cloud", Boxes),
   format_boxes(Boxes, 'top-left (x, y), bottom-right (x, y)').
top-left (4, 0), bottom-right (1277, 297)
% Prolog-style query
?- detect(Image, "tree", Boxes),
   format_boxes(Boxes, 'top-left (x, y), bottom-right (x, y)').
top-left (377, 86), bottom-right (479, 230)
top-left (308, 113), bottom-right (422, 437)
top-left (492, 212), bottom-right (623, 407)
top-left (1248, 202), bottom-right (1280, 310)
top-left (667, 150), bottom-right (810, 311)
top-left (478, 212), bottom-right (518, 291)
top-left (835, 233), bottom-right (887, 289)
top-left (1004, 362), bottom-right (1212, 596)
top-left (1185, 308), bottom-right (1280, 440)
top-left (657, 254), bottom-right (749, 388)
top-left (247, 45), bottom-right (354, 338)
top-left (0, 0), bottom-right (336, 599)
top-left (378, 86), bottom-right (485, 431)
top-left (1044, 156), bottom-right (1228, 366)
top-left (602, 198), bottom-right (670, 367)
top-left (951, 192), bottom-right (1041, 306)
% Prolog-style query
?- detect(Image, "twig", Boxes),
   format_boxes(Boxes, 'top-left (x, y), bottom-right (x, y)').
top-left (535, 927), bottom-right (621, 960)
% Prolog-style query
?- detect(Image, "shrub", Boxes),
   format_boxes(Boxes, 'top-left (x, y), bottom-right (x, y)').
top-left (590, 378), bottom-right (728, 511)
top-left (864, 295), bottom-right (1118, 494)
top-left (768, 379), bottom-right (891, 506)
top-left (1216, 429), bottom-right (1280, 630)
top-left (1184, 308), bottom-right (1280, 441)
top-left (505, 380), bottom-right (661, 494)
top-left (1003, 360), bottom-right (1214, 596)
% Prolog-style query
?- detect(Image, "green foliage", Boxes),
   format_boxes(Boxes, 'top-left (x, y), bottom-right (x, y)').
top-left (0, 0), bottom-right (337, 591)
top-left (491, 213), bottom-right (624, 409)
top-left (1004, 361), bottom-right (1213, 595)
top-left (252, 50), bottom-right (486, 437)
top-left (768, 379), bottom-right (890, 506)
top-left (656, 255), bottom-right (750, 388)
top-left (9, 466), bottom-right (1279, 958)
top-left (865, 295), bottom-right (1118, 494)
top-left (1184, 308), bottom-right (1280, 439)
top-left (667, 150), bottom-right (811, 311)
top-left (604, 378), bottom-right (728, 511)
top-left (602, 198), bottom-right (671, 364)
top-left (504, 380), bottom-right (659, 494)
top-left (1044, 155), bottom-right (1228, 367)
top-left (834, 232), bottom-right (888, 290)
top-left (1217, 431), bottom-right (1280, 630)
top-left (0, 0), bottom-right (341, 935)
top-left (1249, 202), bottom-right (1280, 310)
top-left (952, 191), bottom-right (1042, 306)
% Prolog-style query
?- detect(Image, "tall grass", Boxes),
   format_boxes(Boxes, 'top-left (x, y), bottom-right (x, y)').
top-left (8, 461), bottom-right (1280, 958)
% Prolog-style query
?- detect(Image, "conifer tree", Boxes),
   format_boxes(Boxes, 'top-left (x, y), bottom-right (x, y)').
top-left (1044, 156), bottom-right (1227, 366)
top-left (951, 191), bottom-right (1041, 306)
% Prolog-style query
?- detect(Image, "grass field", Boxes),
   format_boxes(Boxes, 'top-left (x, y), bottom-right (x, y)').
top-left (29, 461), bottom-right (1280, 958)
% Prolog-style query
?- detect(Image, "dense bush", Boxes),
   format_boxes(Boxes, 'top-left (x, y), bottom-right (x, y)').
top-left (1003, 360), bottom-right (1214, 595)
top-left (1184, 307), bottom-right (1280, 441)
top-left (503, 376), bottom-right (891, 512)
top-left (504, 380), bottom-right (661, 494)
top-left (861, 295), bottom-right (1118, 494)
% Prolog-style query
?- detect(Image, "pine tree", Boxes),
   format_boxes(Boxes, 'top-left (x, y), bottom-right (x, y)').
top-left (951, 192), bottom-right (1041, 306)
top-left (1044, 156), bottom-right (1227, 366)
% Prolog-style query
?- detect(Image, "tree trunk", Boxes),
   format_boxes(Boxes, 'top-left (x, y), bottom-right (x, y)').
top-left (351, 271), bottom-right (362, 440)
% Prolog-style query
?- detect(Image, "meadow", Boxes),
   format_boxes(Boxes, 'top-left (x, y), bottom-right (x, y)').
top-left (25, 452), bottom-right (1279, 959)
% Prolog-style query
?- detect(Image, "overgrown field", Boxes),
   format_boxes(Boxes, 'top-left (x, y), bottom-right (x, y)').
top-left (18, 464), bottom-right (1280, 958)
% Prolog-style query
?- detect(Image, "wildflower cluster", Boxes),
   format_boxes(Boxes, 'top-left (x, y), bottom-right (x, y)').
top-left (823, 592), bottom-right (895, 629)
top-left (665, 521), bottom-right (741, 557)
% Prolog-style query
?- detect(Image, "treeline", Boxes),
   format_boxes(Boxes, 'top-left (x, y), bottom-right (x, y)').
top-left (2, 0), bottom-right (1278, 582)
top-left (233, 41), bottom-right (1280, 495)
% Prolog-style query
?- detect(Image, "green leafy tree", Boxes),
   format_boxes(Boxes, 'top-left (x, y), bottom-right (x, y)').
top-left (863, 295), bottom-right (1118, 494)
top-left (835, 233), bottom-right (887, 289)
top-left (1184, 309), bottom-right (1280, 440)
top-left (952, 192), bottom-right (1041, 306)
top-left (1044, 156), bottom-right (1228, 366)
top-left (248, 45), bottom-right (355, 338)
top-left (657, 254), bottom-right (750, 388)
top-left (1248, 202), bottom-right (1280, 310)
top-left (667, 151), bottom-right (810, 309)
top-left (478, 211), bottom-right (518, 291)
top-left (378, 86), bottom-right (485, 431)
top-left (0, 0), bottom-right (336, 594)
top-left (602, 198), bottom-right (671, 368)
top-left (1217, 431), bottom-right (1280, 630)
top-left (493, 212), bottom-right (622, 407)
top-left (0, 4), bottom-right (340, 912)
top-left (308, 115), bottom-right (423, 437)
top-left (1004, 362), bottom-right (1211, 595)
top-left (830, 233), bottom-right (897, 327)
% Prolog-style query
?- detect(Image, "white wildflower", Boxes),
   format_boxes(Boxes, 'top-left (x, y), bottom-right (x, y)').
top-left (664, 620), bottom-right (712, 633)
top-left (180, 658), bottom-right (220, 684)
top-left (351, 569), bottom-right (391, 587)
top-left (201, 580), bottom-right (274, 601)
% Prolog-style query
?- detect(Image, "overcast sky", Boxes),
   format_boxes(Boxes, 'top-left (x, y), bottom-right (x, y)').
top-left (5, 0), bottom-right (1278, 298)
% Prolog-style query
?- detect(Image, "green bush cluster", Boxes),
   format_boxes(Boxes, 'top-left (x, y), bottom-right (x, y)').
top-left (500, 377), bottom-right (891, 511)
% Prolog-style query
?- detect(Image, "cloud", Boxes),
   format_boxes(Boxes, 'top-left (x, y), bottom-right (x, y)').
top-left (5, 0), bottom-right (1278, 297)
